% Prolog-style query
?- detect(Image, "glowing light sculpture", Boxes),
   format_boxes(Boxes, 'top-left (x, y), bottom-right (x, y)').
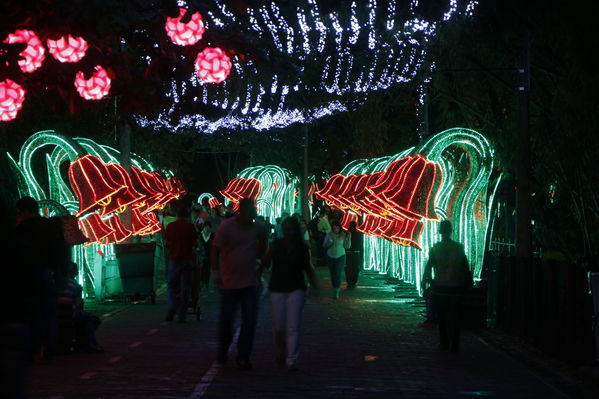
top-left (0, 79), bottom-right (26, 121)
top-left (47, 35), bottom-right (88, 63)
top-left (165, 7), bottom-right (205, 46)
top-left (221, 165), bottom-right (298, 224)
top-left (7, 130), bottom-right (186, 298)
top-left (316, 128), bottom-right (499, 292)
top-left (74, 65), bottom-right (112, 100)
top-left (3, 29), bottom-right (45, 73)
top-left (194, 47), bottom-right (232, 83)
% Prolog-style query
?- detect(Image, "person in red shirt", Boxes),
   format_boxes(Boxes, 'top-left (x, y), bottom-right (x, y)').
top-left (165, 207), bottom-right (198, 323)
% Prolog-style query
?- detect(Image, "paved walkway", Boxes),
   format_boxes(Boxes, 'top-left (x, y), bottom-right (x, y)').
top-left (28, 268), bottom-right (599, 399)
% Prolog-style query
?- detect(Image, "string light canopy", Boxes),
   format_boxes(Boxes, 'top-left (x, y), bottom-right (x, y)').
top-left (47, 35), bottom-right (89, 63)
top-left (165, 7), bottom-right (206, 46)
top-left (194, 47), bottom-right (232, 83)
top-left (136, 0), bottom-right (478, 133)
top-left (3, 29), bottom-right (45, 73)
top-left (0, 79), bottom-right (26, 121)
top-left (74, 65), bottom-right (112, 100)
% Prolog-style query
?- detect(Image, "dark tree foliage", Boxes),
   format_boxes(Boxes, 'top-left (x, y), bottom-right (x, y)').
top-left (425, 0), bottom-right (599, 260)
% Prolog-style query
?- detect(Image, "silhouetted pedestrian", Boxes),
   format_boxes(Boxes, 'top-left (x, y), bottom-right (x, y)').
top-left (345, 221), bottom-right (363, 288)
top-left (421, 220), bottom-right (472, 352)
top-left (15, 196), bottom-right (59, 362)
top-left (211, 198), bottom-right (267, 370)
top-left (263, 217), bottom-right (317, 372)
top-left (165, 207), bottom-right (198, 323)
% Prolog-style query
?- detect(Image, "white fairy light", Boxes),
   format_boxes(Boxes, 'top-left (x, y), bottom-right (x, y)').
top-left (137, 0), bottom-right (475, 133)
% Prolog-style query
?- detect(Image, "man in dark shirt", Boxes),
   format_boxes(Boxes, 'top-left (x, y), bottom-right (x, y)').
top-left (421, 220), bottom-right (473, 352)
top-left (165, 207), bottom-right (198, 323)
top-left (345, 221), bottom-right (363, 288)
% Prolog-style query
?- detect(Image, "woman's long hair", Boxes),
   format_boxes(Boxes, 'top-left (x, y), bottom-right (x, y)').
top-left (281, 216), bottom-right (304, 247)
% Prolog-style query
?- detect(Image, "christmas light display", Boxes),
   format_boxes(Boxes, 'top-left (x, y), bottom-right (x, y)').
top-left (0, 79), bottom-right (26, 121)
top-left (7, 130), bottom-right (186, 297)
top-left (47, 35), bottom-right (88, 63)
top-left (316, 128), bottom-right (499, 291)
top-left (136, 0), bottom-right (478, 133)
top-left (197, 192), bottom-right (222, 208)
top-left (194, 47), bottom-right (232, 83)
top-left (165, 7), bottom-right (205, 46)
top-left (3, 29), bottom-right (45, 73)
top-left (68, 155), bottom-right (126, 216)
top-left (74, 65), bottom-right (112, 100)
top-left (220, 165), bottom-right (298, 224)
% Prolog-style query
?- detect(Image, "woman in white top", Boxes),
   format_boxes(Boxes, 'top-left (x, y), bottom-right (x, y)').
top-left (323, 220), bottom-right (351, 299)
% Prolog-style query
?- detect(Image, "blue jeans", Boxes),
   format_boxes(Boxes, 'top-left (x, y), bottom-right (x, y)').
top-left (167, 260), bottom-right (193, 321)
top-left (327, 255), bottom-right (345, 288)
top-left (218, 286), bottom-right (258, 362)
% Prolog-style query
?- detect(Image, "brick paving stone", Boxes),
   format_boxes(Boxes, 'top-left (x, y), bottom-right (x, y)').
top-left (27, 268), bottom-right (599, 399)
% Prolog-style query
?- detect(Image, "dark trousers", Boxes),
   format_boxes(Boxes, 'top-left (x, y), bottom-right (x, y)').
top-left (167, 260), bottom-right (193, 321)
top-left (432, 288), bottom-right (464, 351)
top-left (218, 286), bottom-right (258, 362)
top-left (327, 255), bottom-right (345, 288)
top-left (345, 251), bottom-right (362, 287)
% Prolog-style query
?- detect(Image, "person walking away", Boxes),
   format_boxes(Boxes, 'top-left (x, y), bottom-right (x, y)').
top-left (323, 220), bottom-right (351, 299)
top-left (345, 221), bottom-right (363, 288)
top-left (421, 220), bottom-right (472, 352)
top-left (15, 196), bottom-right (60, 362)
top-left (198, 221), bottom-right (213, 289)
top-left (165, 207), bottom-right (198, 323)
top-left (262, 217), bottom-right (317, 372)
top-left (211, 198), bottom-right (267, 370)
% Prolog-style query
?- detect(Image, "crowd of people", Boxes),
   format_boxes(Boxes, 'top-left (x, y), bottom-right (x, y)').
top-left (0, 193), bottom-right (472, 398)
top-left (163, 199), bottom-right (365, 371)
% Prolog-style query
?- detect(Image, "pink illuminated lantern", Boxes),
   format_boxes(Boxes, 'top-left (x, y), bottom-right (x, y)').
top-left (3, 29), bottom-right (45, 73)
top-left (74, 65), bottom-right (112, 100)
top-left (194, 47), bottom-right (232, 84)
top-left (47, 35), bottom-right (88, 63)
top-left (165, 8), bottom-right (205, 46)
top-left (0, 79), bottom-right (26, 121)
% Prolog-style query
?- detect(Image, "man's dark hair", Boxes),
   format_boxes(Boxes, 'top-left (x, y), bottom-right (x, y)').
top-left (331, 219), bottom-right (341, 229)
top-left (177, 207), bottom-right (189, 218)
top-left (282, 216), bottom-right (303, 245)
top-left (16, 196), bottom-right (39, 214)
top-left (439, 220), bottom-right (452, 236)
top-left (238, 198), bottom-right (255, 212)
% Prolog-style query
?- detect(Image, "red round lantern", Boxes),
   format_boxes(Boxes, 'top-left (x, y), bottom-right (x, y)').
top-left (74, 65), bottom-right (112, 100)
top-left (165, 7), bottom-right (205, 46)
top-left (194, 47), bottom-right (232, 84)
top-left (0, 79), bottom-right (26, 121)
top-left (47, 35), bottom-right (88, 63)
top-left (3, 29), bottom-right (45, 73)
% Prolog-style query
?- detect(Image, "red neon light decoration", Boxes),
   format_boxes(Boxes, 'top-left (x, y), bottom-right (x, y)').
top-left (47, 35), bottom-right (88, 63)
top-left (166, 177), bottom-right (186, 197)
top-left (0, 79), bottom-right (26, 122)
top-left (74, 65), bottom-right (112, 100)
top-left (340, 212), bottom-right (358, 231)
top-left (68, 155), bottom-right (126, 216)
top-left (104, 215), bottom-right (132, 244)
top-left (165, 8), bottom-right (205, 46)
top-left (100, 163), bottom-right (145, 216)
top-left (131, 208), bottom-right (153, 235)
top-left (3, 29), bottom-right (45, 73)
top-left (208, 197), bottom-right (222, 209)
top-left (78, 212), bottom-right (114, 244)
top-left (194, 47), bottom-right (232, 84)
top-left (220, 177), bottom-right (262, 203)
top-left (315, 154), bottom-right (442, 249)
